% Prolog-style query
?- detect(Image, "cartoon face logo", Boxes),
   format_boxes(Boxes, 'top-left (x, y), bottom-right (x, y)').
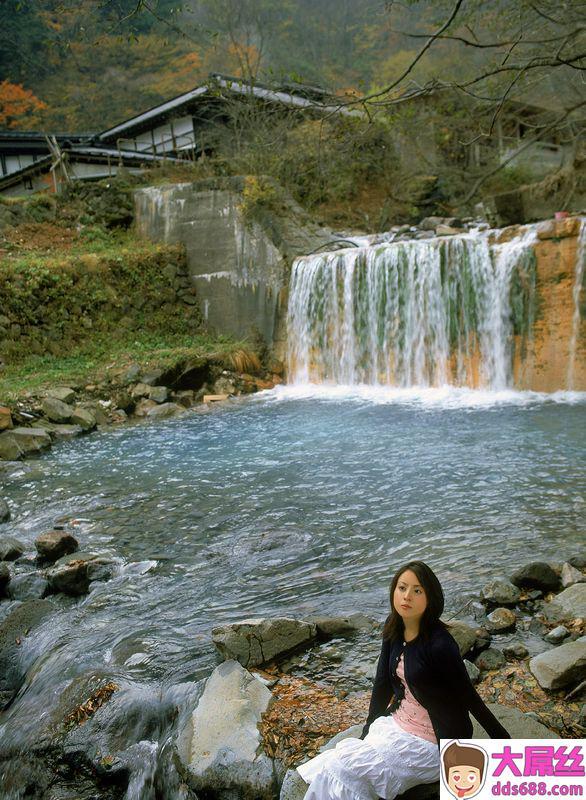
top-left (441, 741), bottom-right (487, 800)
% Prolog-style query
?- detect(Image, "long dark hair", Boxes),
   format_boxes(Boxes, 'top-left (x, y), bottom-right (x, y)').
top-left (382, 560), bottom-right (446, 641)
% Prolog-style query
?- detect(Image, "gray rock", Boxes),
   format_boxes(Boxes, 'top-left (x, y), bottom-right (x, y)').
top-left (46, 387), bottom-right (76, 404)
top-left (280, 768), bottom-right (309, 800)
top-left (31, 421), bottom-right (83, 439)
top-left (42, 396), bottom-right (73, 423)
top-left (0, 599), bottom-right (55, 709)
top-left (133, 398), bottom-right (157, 417)
top-left (529, 637), bottom-right (586, 689)
top-left (511, 562), bottom-right (560, 591)
top-left (486, 608), bottom-right (516, 632)
top-left (140, 369), bottom-right (165, 386)
top-left (145, 402), bottom-right (186, 419)
top-left (8, 573), bottom-right (49, 600)
top-left (0, 562), bottom-right (10, 596)
top-left (0, 498), bottom-right (10, 523)
top-left (465, 659), bottom-right (481, 683)
top-left (176, 660), bottom-right (280, 800)
top-left (0, 536), bottom-right (25, 561)
top-left (45, 551), bottom-right (109, 596)
top-left (545, 625), bottom-right (570, 644)
top-left (503, 643), bottom-right (529, 660)
top-left (444, 620), bottom-right (478, 656)
top-left (419, 216), bottom-right (445, 231)
top-left (561, 562), bottom-right (586, 588)
top-left (70, 407), bottom-right (96, 431)
top-left (472, 704), bottom-right (558, 738)
top-left (121, 363), bottom-right (141, 385)
top-left (212, 617), bottom-right (317, 667)
top-left (475, 648), bottom-right (506, 671)
top-left (309, 613), bottom-right (377, 639)
top-left (480, 578), bottom-right (520, 606)
top-left (35, 530), bottom-right (79, 563)
top-left (0, 427), bottom-right (51, 459)
top-left (544, 584), bottom-right (586, 620)
top-left (528, 617), bottom-right (548, 635)
top-left (214, 376), bottom-right (237, 396)
top-left (130, 382), bottom-right (151, 399)
top-left (569, 555), bottom-right (586, 569)
top-left (147, 385), bottom-right (168, 404)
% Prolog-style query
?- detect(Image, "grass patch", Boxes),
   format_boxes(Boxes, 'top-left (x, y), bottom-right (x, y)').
top-left (0, 329), bottom-right (245, 403)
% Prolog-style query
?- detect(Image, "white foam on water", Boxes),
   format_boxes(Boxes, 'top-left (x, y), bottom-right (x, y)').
top-left (262, 383), bottom-right (586, 410)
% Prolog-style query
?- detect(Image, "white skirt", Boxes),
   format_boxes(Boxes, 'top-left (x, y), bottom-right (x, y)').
top-left (296, 716), bottom-right (440, 800)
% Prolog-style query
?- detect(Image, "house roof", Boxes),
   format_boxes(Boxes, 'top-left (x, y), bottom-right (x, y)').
top-left (98, 73), bottom-right (360, 142)
top-left (0, 146), bottom-right (183, 192)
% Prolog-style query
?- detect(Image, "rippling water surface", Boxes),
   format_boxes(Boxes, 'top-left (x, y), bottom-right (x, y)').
top-left (3, 388), bottom-right (586, 693)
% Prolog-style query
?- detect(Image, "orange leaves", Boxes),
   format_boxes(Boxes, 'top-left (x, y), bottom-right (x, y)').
top-left (0, 80), bottom-right (47, 129)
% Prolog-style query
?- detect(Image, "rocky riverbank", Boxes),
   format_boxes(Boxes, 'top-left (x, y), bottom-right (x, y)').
top-left (0, 350), bottom-right (283, 466)
top-left (0, 523), bottom-right (583, 800)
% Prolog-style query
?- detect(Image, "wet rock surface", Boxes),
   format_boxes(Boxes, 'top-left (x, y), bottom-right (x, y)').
top-left (35, 530), bottom-right (79, 563)
top-left (0, 599), bottom-right (55, 709)
top-left (529, 637), bottom-right (586, 689)
top-left (212, 617), bottom-right (317, 668)
top-left (176, 660), bottom-right (280, 800)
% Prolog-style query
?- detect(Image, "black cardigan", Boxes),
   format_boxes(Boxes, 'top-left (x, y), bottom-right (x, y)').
top-left (361, 621), bottom-right (510, 743)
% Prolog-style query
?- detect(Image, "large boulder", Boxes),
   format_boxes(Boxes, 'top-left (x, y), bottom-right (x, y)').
top-left (543, 584), bottom-right (586, 621)
top-left (308, 613), bottom-right (378, 639)
top-left (529, 636), bottom-right (586, 689)
top-left (35, 530), bottom-right (79, 563)
top-left (480, 579), bottom-right (520, 606)
top-left (41, 397), bottom-right (73, 423)
top-left (31, 421), bottom-right (83, 439)
top-left (176, 660), bottom-right (281, 800)
top-left (0, 599), bottom-right (55, 709)
top-left (46, 387), bottom-right (76, 404)
top-left (511, 563), bottom-right (560, 591)
top-left (46, 552), bottom-right (112, 596)
top-left (472, 704), bottom-right (558, 738)
top-left (445, 620), bottom-right (480, 656)
top-left (212, 618), bottom-right (317, 667)
top-left (0, 536), bottom-right (25, 561)
top-left (0, 428), bottom-right (51, 459)
top-left (70, 407), bottom-right (96, 431)
top-left (8, 573), bottom-right (49, 601)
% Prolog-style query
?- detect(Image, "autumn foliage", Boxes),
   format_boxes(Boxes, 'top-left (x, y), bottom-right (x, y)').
top-left (0, 80), bottom-right (46, 129)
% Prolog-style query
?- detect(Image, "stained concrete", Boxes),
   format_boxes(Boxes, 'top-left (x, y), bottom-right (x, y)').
top-left (134, 177), bottom-right (334, 349)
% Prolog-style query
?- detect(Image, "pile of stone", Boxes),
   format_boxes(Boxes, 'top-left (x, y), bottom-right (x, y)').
top-left (0, 357), bottom-right (283, 463)
top-left (476, 559), bottom-right (586, 692)
top-left (0, 528), bottom-right (115, 606)
top-left (171, 589), bottom-right (583, 800)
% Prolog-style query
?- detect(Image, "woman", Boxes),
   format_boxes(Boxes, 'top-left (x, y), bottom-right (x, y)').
top-left (296, 560), bottom-right (510, 800)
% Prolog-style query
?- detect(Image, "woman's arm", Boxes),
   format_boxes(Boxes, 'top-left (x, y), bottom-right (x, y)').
top-left (360, 636), bottom-right (393, 738)
top-left (434, 632), bottom-right (510, 738)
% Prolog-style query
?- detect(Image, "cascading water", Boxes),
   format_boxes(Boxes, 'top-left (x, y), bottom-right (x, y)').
top-left (287, 230), bottom-right (538, 390)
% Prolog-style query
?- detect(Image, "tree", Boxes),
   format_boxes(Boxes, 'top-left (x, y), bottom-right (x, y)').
top-left (0, 80), bottom-right (47, 128)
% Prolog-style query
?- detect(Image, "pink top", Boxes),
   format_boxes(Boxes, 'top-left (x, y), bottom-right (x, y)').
top-left (392, 653), bottom-right (437, 743)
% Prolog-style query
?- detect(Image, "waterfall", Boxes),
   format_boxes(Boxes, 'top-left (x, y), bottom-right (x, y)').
top-left (287, 231), bottom-right (537, 390)
top-left (567, 218), bottom-right (586, 390)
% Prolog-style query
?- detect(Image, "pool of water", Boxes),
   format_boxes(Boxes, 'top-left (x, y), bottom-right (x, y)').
top-left (2, 386), bottom-right (585, 698)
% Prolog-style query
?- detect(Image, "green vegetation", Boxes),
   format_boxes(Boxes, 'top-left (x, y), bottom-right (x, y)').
top-left (0, 330), bottom-right (242, 402)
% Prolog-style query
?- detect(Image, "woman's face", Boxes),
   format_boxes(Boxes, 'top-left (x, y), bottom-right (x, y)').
top-left (393, 569), bottom-right (428, 623)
